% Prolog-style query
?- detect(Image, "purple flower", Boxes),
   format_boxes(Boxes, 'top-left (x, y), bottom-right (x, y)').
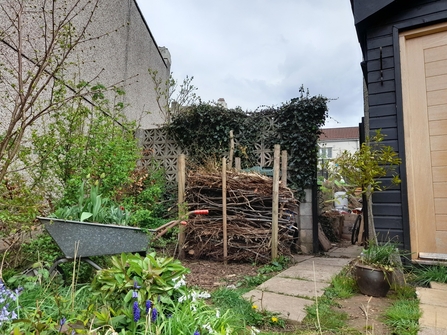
top-left (133, 301), bottom-right (140, 322)
top-left (132, 290), bottom-right (138, 299)
top-left (145, 300), bottom-right (152, 314)
top-left (60, 317), bottom-right (66, 326)
top-left (133, 280), bottom-right (141, 290)
top-left (194, 331), bottom-right (200, 335)
top-left (151, 307), bottom-right (158, 322)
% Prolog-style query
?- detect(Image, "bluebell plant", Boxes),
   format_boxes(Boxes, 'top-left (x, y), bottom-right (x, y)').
top-left (0, 279), bottom-right (21, 327)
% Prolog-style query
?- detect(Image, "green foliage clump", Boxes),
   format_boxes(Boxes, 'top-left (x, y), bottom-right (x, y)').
top-left (166, 103), bottom-right (250, 165)
top-left (324, 268), bottom-right (357, 300)
top-left (116, 162), bottom-right (171, 230)
top-left (52, 180), bottom-right (131, 225)
top-left (91, 252), bottom-right (190, 305)
top-left (0, 174), bottom-right (42, 238)
top-left (31, 86), bottom-right (141, 207)
top-left (166, 86), bottom-right (328, 197)
top-left (383, 298), bottom-right (420, 335)
top-left (412, 264), bottom-right (447, 287)
top-left (211, 287), bottom-right (285, 330)
top-left (334, 129), bottom-right (401, 197)
top-left (359, 239), bottom-right (402, 271)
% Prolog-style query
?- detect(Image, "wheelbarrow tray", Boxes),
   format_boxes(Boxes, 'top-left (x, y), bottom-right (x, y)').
top-left (37, 217), bottom-right (151, 258)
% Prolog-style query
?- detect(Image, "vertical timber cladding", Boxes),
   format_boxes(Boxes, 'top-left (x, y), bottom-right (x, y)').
top-left (400, 23), bottom-right (447, 258)
top-left (366, 26), bottom-right (405, 244)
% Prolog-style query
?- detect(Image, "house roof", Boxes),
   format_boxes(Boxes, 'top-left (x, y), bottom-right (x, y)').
top-left (320, 127), bottom-right (359, 141)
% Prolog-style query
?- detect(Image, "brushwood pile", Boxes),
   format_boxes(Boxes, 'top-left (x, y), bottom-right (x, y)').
top-left (183, 170), bottom-right (299, 263)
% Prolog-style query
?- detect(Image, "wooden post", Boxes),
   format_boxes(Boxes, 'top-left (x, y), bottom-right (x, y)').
top-left (228, 130), bottom-right (234, 169)
top-left (281, 150), bottom-right (288, 187)
top-left (177, 154), bottom-right (186, 259)
top-left (235, 157), bottom-right (241, 171)
top-left (272, 144), bottom-right (280, 260)
top-left (222, 157), bottom-right (228, 264)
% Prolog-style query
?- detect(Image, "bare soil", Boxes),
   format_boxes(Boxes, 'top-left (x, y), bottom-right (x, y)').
top-left (181, 255), bottom-right (393, 334)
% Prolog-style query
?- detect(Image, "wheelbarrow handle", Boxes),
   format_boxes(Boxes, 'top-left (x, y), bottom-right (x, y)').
top-left (191, 209), bottom-right (209, 215)
top-left (153, 209), bottom-right (208, 240)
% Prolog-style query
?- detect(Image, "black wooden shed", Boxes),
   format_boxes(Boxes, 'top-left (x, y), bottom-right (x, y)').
top-left (351, 0), bottom-right (447, 261)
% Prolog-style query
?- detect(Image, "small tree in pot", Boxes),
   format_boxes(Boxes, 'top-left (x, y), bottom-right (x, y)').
top-left (333, 129), bottom-right (401, 243)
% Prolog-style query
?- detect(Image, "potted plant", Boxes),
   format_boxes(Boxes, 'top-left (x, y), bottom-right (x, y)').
top-left (354, 239), bottom-right (402, 297)
top-left (333, 129), bottom-right (401, 243)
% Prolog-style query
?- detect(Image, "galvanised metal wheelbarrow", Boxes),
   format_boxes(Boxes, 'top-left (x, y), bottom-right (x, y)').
top-left (37, 210), bottom-right (208, 273)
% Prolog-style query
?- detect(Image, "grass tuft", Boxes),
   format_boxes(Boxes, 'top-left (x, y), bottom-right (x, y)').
top-left (412, 264), bottom-right (447, 287)
top-left (383, 298), bottom-right (420, 335)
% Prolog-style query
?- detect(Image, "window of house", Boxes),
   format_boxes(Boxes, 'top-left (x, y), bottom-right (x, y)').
top-left (319, 147), bottom-right (333, 159)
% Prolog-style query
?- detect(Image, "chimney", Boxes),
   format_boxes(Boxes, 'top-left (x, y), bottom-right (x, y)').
top-left (217, 98), bottom-right (227, 109)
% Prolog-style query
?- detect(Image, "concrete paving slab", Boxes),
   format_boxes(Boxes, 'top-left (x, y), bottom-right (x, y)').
top-left (242, 289), bottom-right (313, 323)
top-left (430, 282), bottom-right (447, 291)
top-left (278, 267), bottom-right (338, 283)
top-left (279, 261), bottom-right (346, 283)
top-left (419, 326), bottom-right (447, 335)
top-left (291, 254), bottom-right (315, 263)
top-left (301, 257), bottom-right (353, 267)
top-left (258, 277), bottom-right (327, 299)
top-left (417, 287), bottom-right (447, 307)
top-left (419, 304), bottom-right (447, 328)
top-left (326, 245), bottom-right (363, 258)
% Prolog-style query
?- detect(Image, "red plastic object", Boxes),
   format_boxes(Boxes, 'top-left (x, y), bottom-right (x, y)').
top-left (193, 209), bottom-right (209, 215)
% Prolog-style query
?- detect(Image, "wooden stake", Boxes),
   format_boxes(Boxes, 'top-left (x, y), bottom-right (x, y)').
top-left (228, 130), bottom-right (234, 169)
top-left (222, 157), bottom-right (228, 264)
top-left (235, 157), bottom-right (241, 171)
top-left (272, 144), bottom-right (280, 260)
top-left (281, 150), bottom-right (288, 187)
top-left (177, 154), bottom-right (186, 259)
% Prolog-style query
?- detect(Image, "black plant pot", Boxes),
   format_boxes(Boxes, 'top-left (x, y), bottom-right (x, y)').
top-left (355, 263), bottom-right (391, 297)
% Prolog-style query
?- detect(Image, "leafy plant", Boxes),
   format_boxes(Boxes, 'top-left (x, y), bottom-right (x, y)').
top-left (412, 264), bottom-right (447, 287)
top-left (0, 174), bottom-right (42, 239)
top-left (334, 129), bottom-right (401, 240)
top-left (358, 239), bottom-right (402, 272)
top-left (31, 87), bottom-right (141, 207)
top-left (52, 180), bottom-right (132, 225)
top-left (91, 252), bottom-right (190, 306)
top-left (258, 256), bottom-right (290, 274)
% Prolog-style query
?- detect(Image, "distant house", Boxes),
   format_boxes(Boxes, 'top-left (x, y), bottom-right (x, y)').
top-left (350, 0), bottom-right (447, 261)
top-left (319, 126), bottom-right (360, 160)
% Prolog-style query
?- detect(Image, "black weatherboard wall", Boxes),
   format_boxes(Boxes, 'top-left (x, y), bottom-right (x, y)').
top-left (350, 0), bottom-right (447, 251)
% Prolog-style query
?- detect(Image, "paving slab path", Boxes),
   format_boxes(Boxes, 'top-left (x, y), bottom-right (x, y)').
top-left (243, 244), bottom-right (447, 334)
top-left (242, 245), bottom-right (363, 323)
top-left (418, 282), bottom-right (447, 335)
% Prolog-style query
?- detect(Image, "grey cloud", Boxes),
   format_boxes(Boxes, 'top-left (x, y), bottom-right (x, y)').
top-left (138, 0), bottom-right (364, 127)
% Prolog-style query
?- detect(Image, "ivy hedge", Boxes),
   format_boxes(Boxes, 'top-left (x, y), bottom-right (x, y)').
top-left (164, 87), bottom-right (328, 198)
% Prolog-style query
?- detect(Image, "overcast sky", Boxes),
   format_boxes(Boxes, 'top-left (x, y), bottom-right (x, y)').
top-left (136, 1), bottom-right (364, 128)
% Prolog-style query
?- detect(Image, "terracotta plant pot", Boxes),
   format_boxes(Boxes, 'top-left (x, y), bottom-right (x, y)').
top-left (355, 263), bottom-right (392, 297)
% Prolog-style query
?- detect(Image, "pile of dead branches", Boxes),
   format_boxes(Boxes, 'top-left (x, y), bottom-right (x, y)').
top-left (183, 170), bottom-right (299, 263)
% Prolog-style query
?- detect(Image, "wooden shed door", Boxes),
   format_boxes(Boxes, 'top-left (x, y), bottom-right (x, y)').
top-left (400, 23), bottom-right (447, 260)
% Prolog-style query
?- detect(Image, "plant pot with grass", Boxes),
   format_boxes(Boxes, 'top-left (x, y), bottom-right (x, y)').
top-left (354, 239), bottom-right (401, 297)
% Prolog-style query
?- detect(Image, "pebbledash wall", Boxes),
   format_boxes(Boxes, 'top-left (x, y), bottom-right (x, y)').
top-left (139, 128), bottom-right (316, 254)
top-left (0, 0), bottom-right (170, 132)
top-left (80, 0), bottom-right (171, 129)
